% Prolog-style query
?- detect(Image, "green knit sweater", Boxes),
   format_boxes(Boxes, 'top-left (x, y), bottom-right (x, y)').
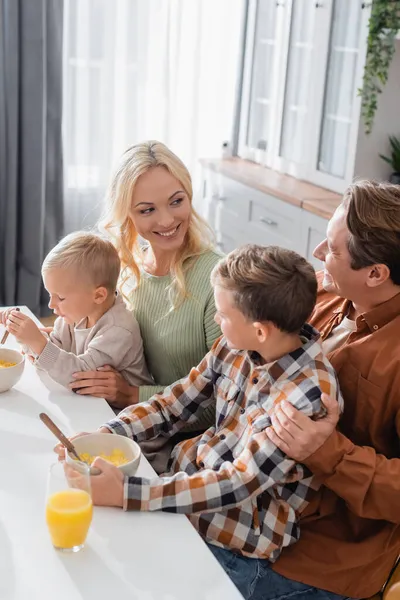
top-left (130, 249), bottom-right (222, 429)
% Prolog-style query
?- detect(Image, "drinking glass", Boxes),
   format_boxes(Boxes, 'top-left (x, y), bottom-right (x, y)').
top-left (45, 460), bottom-right (93, 552)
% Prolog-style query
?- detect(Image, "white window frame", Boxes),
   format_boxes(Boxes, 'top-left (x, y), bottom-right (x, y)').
top-left (238, 0), bottom-right (290, 168)
top-left (272, 0), bottom-right (332, 182)
top-left (237, 0), bottom-right (372, 194)
top-left (307, 2), bottom-right (371, 193)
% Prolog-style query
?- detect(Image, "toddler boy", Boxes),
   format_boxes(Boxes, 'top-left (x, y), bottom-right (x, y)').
top-left (1, 232), bottom-right (152, 397)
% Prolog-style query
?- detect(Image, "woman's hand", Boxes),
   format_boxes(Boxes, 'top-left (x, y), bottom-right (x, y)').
top-left (265, 393), bottom-right (340, 462)
top-left (69, 365), bottom-right (139, 408)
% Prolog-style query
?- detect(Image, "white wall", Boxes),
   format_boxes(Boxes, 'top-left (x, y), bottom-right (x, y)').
top-left (353, 39), bottom-right (400, 181)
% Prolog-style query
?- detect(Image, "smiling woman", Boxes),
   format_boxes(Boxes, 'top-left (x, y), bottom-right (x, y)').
top-left (70, 142), bottom-right (222, 469)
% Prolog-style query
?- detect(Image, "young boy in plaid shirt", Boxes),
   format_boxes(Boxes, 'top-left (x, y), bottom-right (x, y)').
top-left (63, 244), bottom-right (342, 600)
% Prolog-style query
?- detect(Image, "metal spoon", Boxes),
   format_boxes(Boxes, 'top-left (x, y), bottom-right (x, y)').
top-left (39, 412), bottom-right (101, 476)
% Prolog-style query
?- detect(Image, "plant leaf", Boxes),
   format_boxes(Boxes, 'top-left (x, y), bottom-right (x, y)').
top-left (379, 154), bottom-right (393, 166)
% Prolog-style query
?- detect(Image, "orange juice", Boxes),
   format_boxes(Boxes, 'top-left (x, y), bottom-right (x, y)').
top-left (46, 489), bottom-right (93, 549)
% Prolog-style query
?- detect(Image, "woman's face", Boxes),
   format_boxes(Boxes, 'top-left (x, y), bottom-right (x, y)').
top-left (130, 166), bottom-right (191, 252)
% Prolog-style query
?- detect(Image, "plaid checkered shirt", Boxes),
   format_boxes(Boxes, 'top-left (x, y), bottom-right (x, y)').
top-left (103, 324), bottom-right (342, 560)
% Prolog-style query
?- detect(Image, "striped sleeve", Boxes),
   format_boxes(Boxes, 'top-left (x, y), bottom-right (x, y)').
top-left (123, 429), bottom-right (297, 512)
top-left (102, 349), bottom-right (218, 442)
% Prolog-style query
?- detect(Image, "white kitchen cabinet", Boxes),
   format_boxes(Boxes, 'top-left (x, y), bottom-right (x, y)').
top-left (238, 0), bottom-right (371, 194)
top-left (214, 175), bottom-right (303, 254)
top-left (199, 170), bottom-right (219, 233)
top-left (245, 192), bottom-right (303, 251)
top-left (300, 210), bottom-right (328, 270)
top-left (201, 169), bottom-right (330, 264)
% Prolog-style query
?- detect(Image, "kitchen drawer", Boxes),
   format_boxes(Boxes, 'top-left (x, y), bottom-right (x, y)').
top-left (245, 198), bottom-right (303, 251)
top-left (209, 172), bottom-right (323, 258)
top-left (217, 229), bottom-right (242, 254)
top-left (217, 175), bottom-right (251, 224)
top-left (216, 204), bottom-right (244, 253)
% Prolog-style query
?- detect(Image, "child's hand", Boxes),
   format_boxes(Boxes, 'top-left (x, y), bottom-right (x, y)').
top-left (89, 457), bottom-right (124, 507)
top-left (40, 327), bottom-right (54, 334)
top-left (0, 307), bottom-right (15, 326)
top-left (6, 311), bottom-right (47, 355)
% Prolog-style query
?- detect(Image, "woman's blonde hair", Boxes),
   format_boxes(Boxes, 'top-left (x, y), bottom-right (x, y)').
top-left (99, 141), bottom-right (214, 307)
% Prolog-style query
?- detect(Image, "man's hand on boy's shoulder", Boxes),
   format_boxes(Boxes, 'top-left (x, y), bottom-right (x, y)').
top-left (266, 393), bottom-right (340, 461)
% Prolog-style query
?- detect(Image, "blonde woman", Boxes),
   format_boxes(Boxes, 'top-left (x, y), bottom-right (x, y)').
top-left (70, 141), bottom-right (222, 426)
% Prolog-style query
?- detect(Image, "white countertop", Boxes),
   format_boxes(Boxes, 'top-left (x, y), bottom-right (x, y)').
top-left (0, 308), bottom-right (243, 600)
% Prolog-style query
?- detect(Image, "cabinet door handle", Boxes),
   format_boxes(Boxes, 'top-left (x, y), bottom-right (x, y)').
top-left (218, 196), bottom-right (227, 202)
top-left (260, 216), bottom-right (278, 227)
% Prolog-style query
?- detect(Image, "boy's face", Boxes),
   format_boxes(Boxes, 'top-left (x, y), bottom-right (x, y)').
top-left (42, 268), bottom-right (102, 325)
top-left (214, 285), bottom-right (259, 351)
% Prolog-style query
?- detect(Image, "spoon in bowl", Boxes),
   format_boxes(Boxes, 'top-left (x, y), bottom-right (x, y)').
top-left (39, 412), bottom-right (101, 476)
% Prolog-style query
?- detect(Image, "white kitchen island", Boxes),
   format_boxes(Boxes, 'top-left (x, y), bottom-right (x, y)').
top-left (0, 308), bottom-right (243, 600)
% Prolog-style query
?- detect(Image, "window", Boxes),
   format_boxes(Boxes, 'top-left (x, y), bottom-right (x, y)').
top-left (63, 0), bottom-right (141, 191)
top-left (238, 0), bottom-right (371, 193)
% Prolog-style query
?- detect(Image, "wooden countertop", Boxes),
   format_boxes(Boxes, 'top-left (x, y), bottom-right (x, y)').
top-left (199, 157), bottom-right (342, 219)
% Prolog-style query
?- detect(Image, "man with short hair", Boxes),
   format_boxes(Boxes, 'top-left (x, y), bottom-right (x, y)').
top-left (262, 180), bottom-right (400, 599)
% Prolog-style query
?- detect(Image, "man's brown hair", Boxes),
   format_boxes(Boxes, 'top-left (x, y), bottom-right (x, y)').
top-left (211, 244), bottom-right (317, 334)
top-left (344, 180), bottom-right (400, 285)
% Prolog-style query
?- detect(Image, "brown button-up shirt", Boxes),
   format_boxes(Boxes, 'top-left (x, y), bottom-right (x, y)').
top-left (273, 272), bottom-right (400, 598)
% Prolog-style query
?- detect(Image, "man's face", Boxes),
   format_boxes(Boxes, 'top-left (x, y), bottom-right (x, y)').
top-left (313, 204), bottom-right (369, 300)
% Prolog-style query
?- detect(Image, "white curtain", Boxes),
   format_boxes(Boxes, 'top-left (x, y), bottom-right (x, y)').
top-left (63, 0), bottom-right (244, 233)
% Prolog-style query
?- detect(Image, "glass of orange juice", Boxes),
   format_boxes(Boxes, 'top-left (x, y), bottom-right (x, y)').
top-left (46, 461), bottom-right (93, 552)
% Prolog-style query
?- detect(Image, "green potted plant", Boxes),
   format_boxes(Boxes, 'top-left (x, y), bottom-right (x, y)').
top-left (380, 135), bottom-right (400, 184)
top-left (359, 1), bottom-right (400, 135)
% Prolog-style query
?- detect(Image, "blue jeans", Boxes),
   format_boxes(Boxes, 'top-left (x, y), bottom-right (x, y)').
top-left (207, 544), bottom-right (353, 600)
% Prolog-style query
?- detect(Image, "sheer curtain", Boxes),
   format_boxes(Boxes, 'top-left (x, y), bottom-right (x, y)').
top-left (63, 0), bottom-right (244, 232)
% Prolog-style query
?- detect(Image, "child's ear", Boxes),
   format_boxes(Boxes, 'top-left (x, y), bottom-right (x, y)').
top-left (93, 286), bottom-right (108, 304)
top-left (253, 321), bottom-right (269, 343)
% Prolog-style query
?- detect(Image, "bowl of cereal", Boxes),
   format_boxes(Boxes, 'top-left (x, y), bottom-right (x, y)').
top-left (65, 432), bottom-right (141, 476)
top-left (0, 348), bottom-right (25, 393)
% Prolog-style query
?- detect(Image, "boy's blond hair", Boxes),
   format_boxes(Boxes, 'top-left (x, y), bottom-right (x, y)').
top-left (211, 244), bottom-right (317, 334)
top-left (42, 231), bottom-right (120, 293)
